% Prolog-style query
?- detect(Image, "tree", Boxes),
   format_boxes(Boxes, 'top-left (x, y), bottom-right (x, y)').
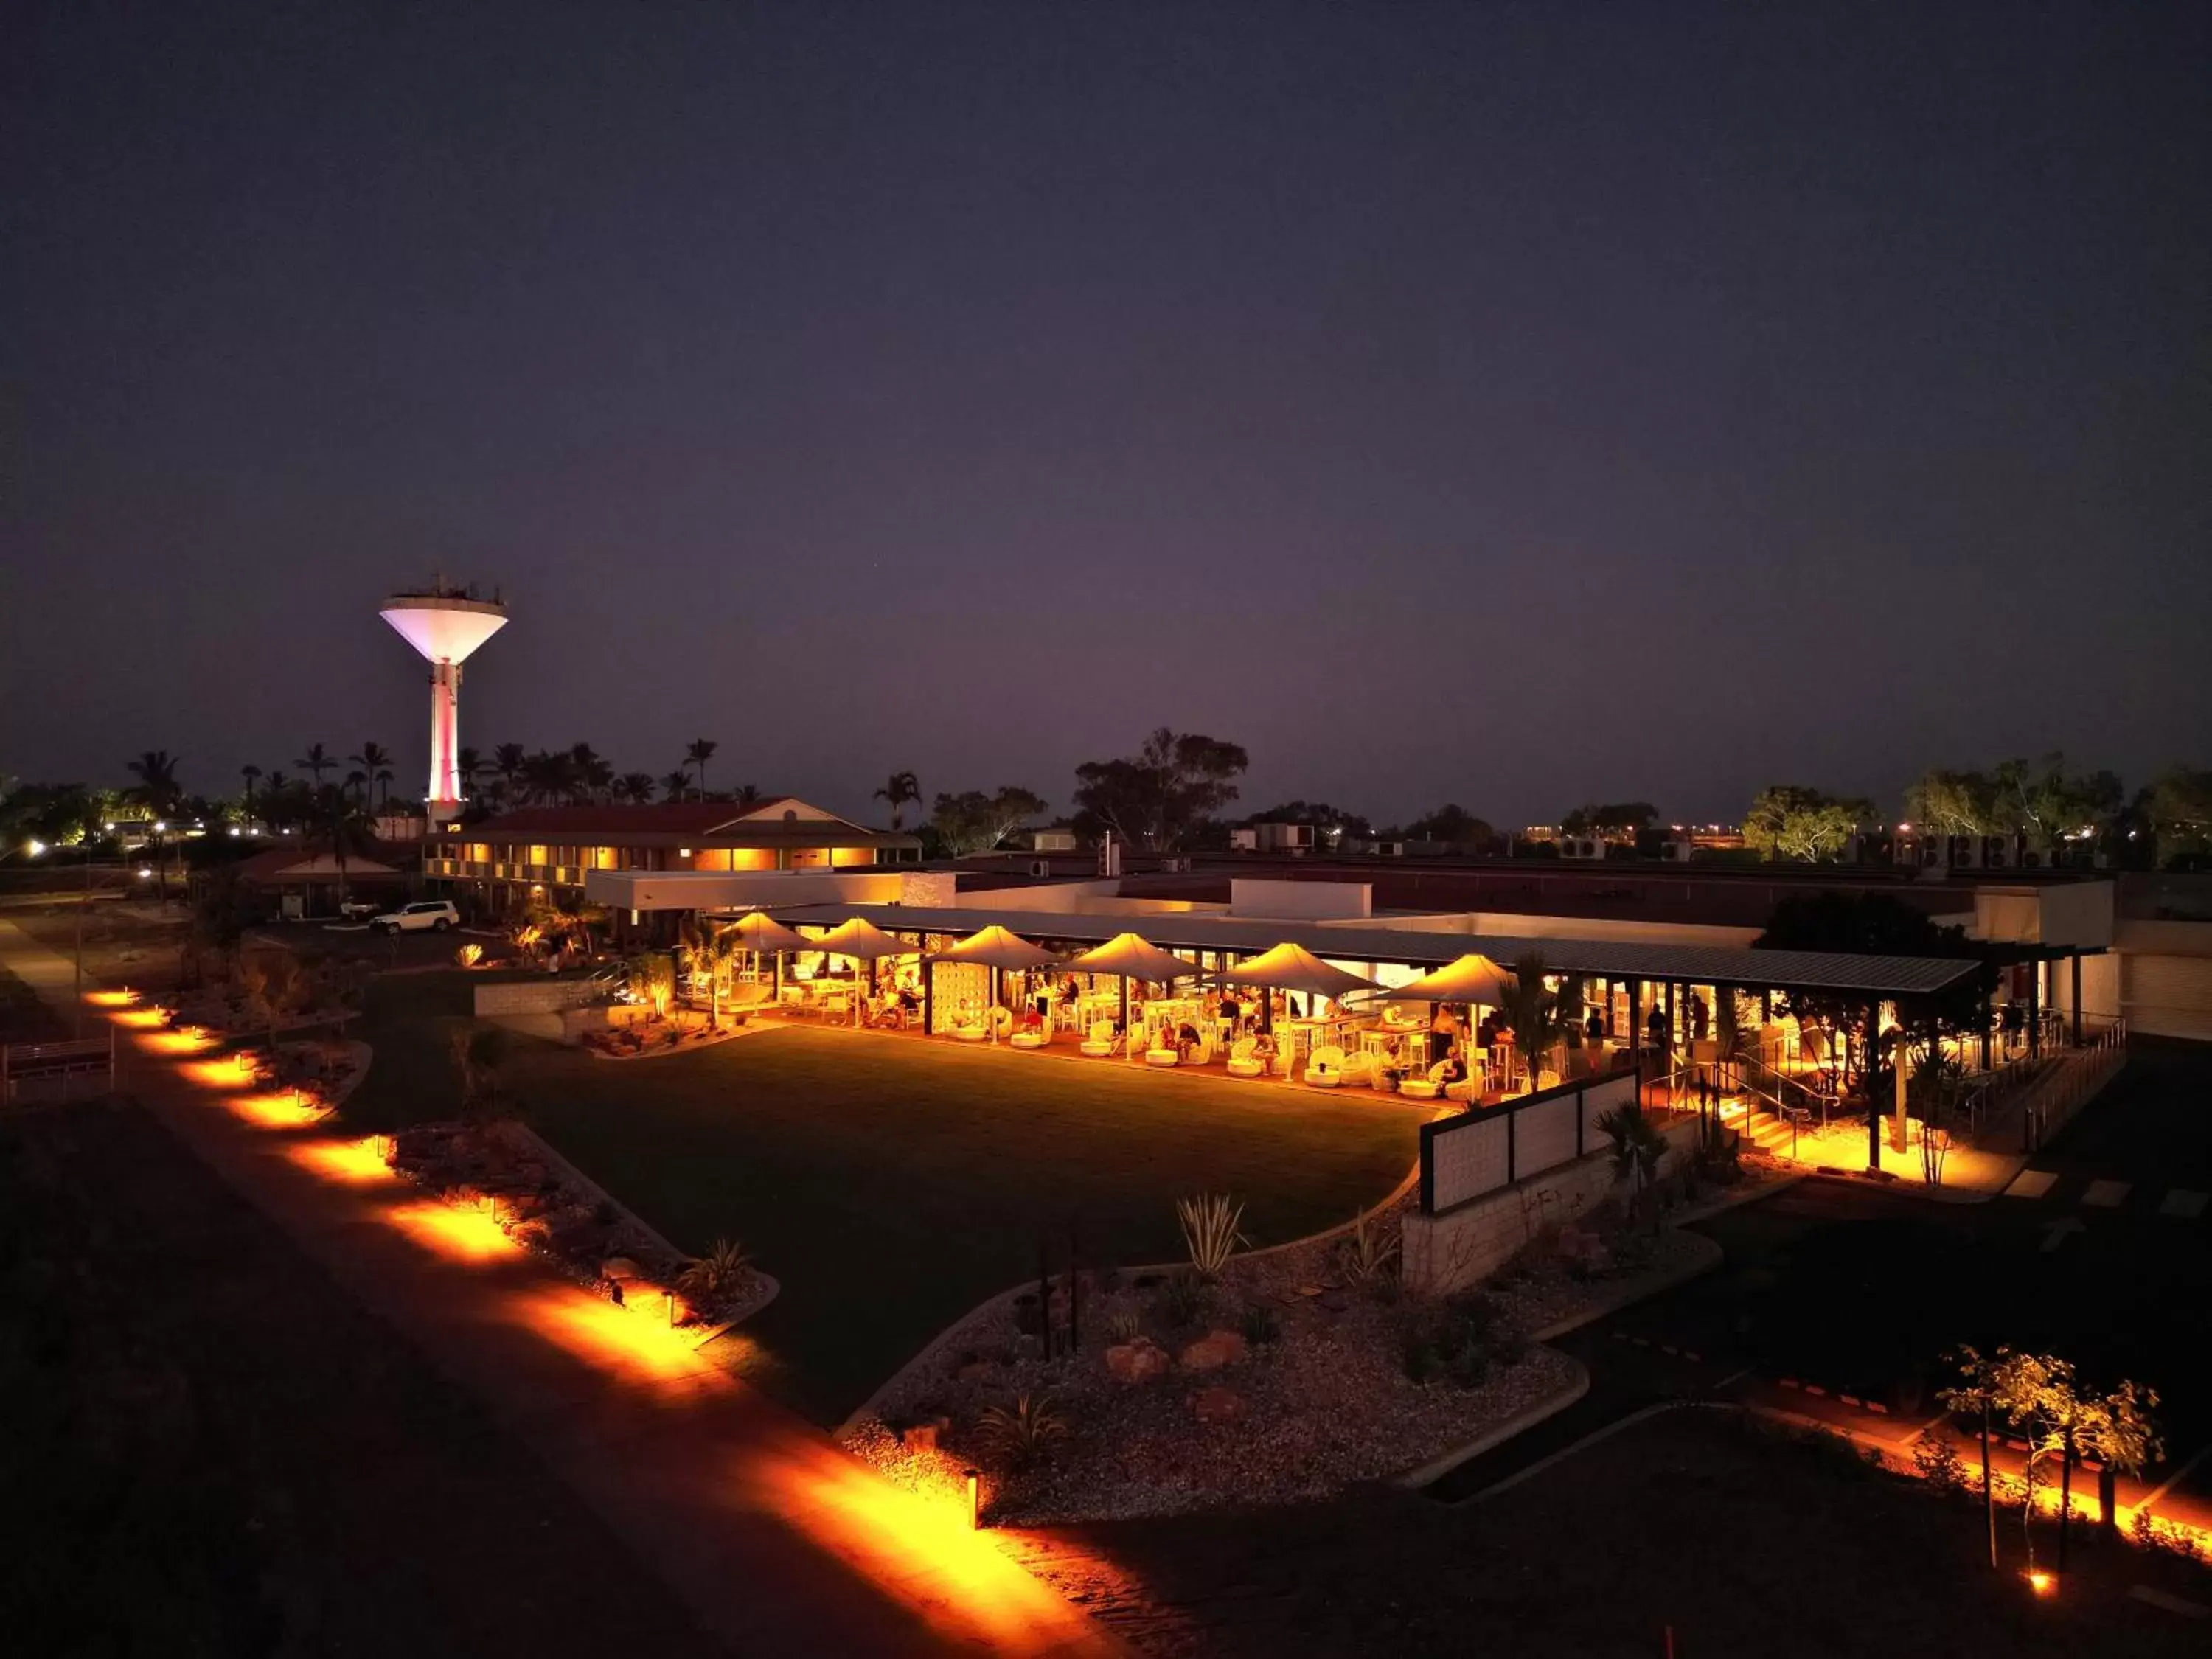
top-left (124, 750), bottom-right (185, 902)
top-left (1071, 728), bottom-right (1248, 851)
top-left (568, 742), bottom-right (613, 804)
top-left (1399, 804), bottom-right (1493, 846)
top-left (295, 742), bottom-right (335, 785)
top-left (305, 783), bottom-right (378, 910)
top-left (1904, 768), bottom-right (1998, 837)
top-left (685, 738), bottom-right (718, 799)
top-left (1595, 1100), bottom-right (1668, 1230)
top-left (448, 1023), bottom-right (510, 1121)
top-left (2146, 767), bottom-right (2212, 866)
top-left (678, 916), bottom-right (737, 1026)
top-left (1742, 785), bottom-right (1871, 862)
top-left (616, 771), bottom-right (658, 805)
top-left (349, 742), bottom-right (394, 811)
top-left (1906, 756), bottom-right (2123, 853)
top-left (874, 771), bottom-right (922, 832)
top-left (660, 769), bottom-right (695, 803)
top-left (1560, 801), bottom-right (1658, 839)
top-left (455, 746), bottom-right (484, 802)
top-left (491, 742), bottom-right (528, 807)
top-left (930, 787), bottom-right (1048, 857)
top-left (240, 764), bottom-right (262, 825)
top-left (1495, 953), bottom-right (1567, 1092)
top-left (1940, 1346), bottom-right (2006, 1568)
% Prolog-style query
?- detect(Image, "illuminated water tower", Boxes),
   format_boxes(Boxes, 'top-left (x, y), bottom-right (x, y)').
top-left (380, 580), bottom-right (507, 822)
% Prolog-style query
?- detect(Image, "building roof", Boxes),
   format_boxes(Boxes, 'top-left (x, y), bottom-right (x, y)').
top-left (767, 902), bottom-right (1992, 998)
top-left (232, 846), bottom-right (406, 885)
top-left (456, 800), bottom-right (919, 848)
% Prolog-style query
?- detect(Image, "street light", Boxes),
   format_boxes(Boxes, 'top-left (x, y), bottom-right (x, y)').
top-left (26, 839), bottom-right (44, 858)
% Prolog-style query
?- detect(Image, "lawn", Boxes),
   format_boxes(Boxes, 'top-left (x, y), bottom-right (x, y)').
top-left (342, 976), bottom-right (1422, 1424)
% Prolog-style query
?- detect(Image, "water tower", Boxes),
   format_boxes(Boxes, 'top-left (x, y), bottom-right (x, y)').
top-left (380, 581), bottom-right (507, 821)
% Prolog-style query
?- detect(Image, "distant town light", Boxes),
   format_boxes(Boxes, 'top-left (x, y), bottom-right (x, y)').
top-left (1896, 822), bottom-right (1913, 833)
top-left (153, 820), bottom-right (167, 832)
top-left (26, 838), bottom-right (46, 857)
top-left (136, 866), bottom-right (153, 879)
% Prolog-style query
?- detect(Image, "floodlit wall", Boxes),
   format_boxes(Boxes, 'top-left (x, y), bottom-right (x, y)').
top-left (1403, 1115), bottom-right (1699, 1297)
top-left (1229, 878), bottom-right (1371, 920)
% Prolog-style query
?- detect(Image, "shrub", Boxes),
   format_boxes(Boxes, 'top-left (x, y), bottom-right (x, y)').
top-left (675, 1237), bottom-right (751, 1303)
top-left (1176, 1193), bottom-right (1247, 1280)
top-left (1105, 1309), bottom-right (1142, 1345)
top-left (1913, 1429), bottom-right (1966, 1494)
top-left (1239, 1304), bottom-right (1281, 1346)
top-left (1161, 1272), bottom-right (1206, 1328)
top-left (974, 1391), bottom-right (1071, 1468)
top-left (1399, 1323), bottom-right (1441, 1385)
top-left (1400, 1293), bottom-right (1500, 1390)
top-left (454, 942), bottom-right (484, 969)
top-left (1338, 1206), bottom-right (1402, 1289)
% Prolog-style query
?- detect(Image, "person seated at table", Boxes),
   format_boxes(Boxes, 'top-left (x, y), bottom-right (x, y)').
top-left (1252, 1029), bottom-right (1277, 1067)
top-left (896, 985), bottom-right (921, 1015)
top-left (1177, 1020), bottom-right (1203, 1060)
top-left (1436, 1048), bottom-right (1468, 1089)
top-left (1061, 975), bottom-right (1083, 1006)
top-left (1020, 1004), bottom-right (1044, 1035)
top-left (1218, 992), bottom-right (1242, 1030)
top-left (1586, 1008), bottom-right (1606, 1048)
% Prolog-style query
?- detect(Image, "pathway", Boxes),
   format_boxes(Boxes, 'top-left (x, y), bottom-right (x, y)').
top-left (0, 919), bottom-right (1122, 1659)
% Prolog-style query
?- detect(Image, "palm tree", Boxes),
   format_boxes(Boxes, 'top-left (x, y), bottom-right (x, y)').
top-left (306, 782), bottom-right (378, 912)
top-left (125, 750), bottom-right (184, 902)
top-left (519, 749), bottom-right (569, 806)
top-left (296, 742), bottom-right (335, 785)
top-left (492, 742), bottom-right (527, 807)
top-left (874, 770), bottom-right (921, 831)
top-left (568, 742), bottom-right (612, 804)
top-left (731, 782), bottom-right (762, 808)
top-left (685, 738), bottom-right (718, 799)
top-left (454, 746), bottom-right (484, 804)
top-left (616, 772), bottom-right (658, 805)
top-left (1495, 952), bottom-right (1568, 1092)
top-left (343, 768), bottom-right (369, 807)
top-left (240, 764), bottom-right (262, 826)
top-left (661, 770), bottom-right (694, 803)
top-left (1596, 1099), bottom-right (1669, 1230)
top-left (349, 742), bottom-right (394, 811)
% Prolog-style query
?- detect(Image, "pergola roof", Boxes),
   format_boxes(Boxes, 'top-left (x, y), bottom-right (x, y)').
top-left (765, 903), bottom-right (1992, 999)
top-left (1372, 952), bottom-right (1516, 1006)
top-left (933, 925), bottom-right (1064, 971)
top-left (726, 912), bottom-right (807, 953)
top-left (1215, 941), bottom-right (1375, 998)
top-left (810, 917), bottom-right (920, 961)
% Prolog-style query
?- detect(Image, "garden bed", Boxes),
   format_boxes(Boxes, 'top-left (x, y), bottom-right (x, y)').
top-left (383, 1118), bottom-right (776, 1332)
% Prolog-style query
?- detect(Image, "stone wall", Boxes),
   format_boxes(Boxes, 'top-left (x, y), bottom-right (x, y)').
top-left (472, 977), bottom-right (606, 1017)
top-left (1402, 1119), bottom-right (1700, 1298)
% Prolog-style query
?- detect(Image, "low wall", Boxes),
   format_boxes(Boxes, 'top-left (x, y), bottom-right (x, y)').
top-left (1402, 1119), bottom-right (1700, 1298)
top-left (473, 978), bottom-right (606, 1017)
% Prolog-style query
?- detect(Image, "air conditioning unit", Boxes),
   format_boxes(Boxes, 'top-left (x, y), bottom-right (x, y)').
top-left (1657, 840), bottom-right (1694, 863)
top-left (1561, 837), bottom-right (1607, 861)
top-left (1981, 835), bottom-right (2013, 870)
top-left (1371, 840), bottom-right (1405, 858)
top-left (1028, 859), bottom-right (1051, 879)
top-left (1160, 855), bottom-right (1191, 874)
top-left (1229, 827), bottom-right (1258, 852)
top-left (1948, 835), bottom-right (1980, 869)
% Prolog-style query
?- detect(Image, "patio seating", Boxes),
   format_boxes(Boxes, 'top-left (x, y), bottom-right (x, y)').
top-left (1079, 1020), bottom-right (1117, 1058)
top-left (1399, 1062), bottom-right (1447, 1101)
top-left (1009, 1023), bottom-right (1049, 1050)
top-left (1225, 1036), bottom-right (1265, 1078)
top-left (1189, 1034), bottom-right (1215, 1067)
top-left (1338, 1050), bottom-right (1379, 1088)
top-left (953, 1012), bottom-right (989, 1041)
top-left (1305, 1045), bottom-right (1345, 1087)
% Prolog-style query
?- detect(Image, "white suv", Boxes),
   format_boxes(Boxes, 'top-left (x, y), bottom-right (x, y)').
top-left (370, 900), bottom-right (459, 935)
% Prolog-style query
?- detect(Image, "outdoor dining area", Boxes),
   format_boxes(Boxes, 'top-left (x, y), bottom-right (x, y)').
top-left (697, 911), bottom-right (1589, 1105)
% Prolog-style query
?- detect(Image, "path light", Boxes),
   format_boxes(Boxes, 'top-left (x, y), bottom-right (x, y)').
top-left (967, 1468), bottom-right (982, 1531)
top-left (2025, 1569), bottom-right (2056, 1597)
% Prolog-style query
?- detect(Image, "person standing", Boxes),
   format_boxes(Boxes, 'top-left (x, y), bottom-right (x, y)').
top-left (1431, 1003), bottom-right (1461, 1066)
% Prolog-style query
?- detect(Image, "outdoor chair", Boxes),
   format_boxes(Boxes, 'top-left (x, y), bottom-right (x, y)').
top-left (1304, 1045), bottom-right (1345, 1087)
top-left (1338, 1050), bottom-right (1379, 1088)
top-left (1009, 1022), bottom-right (1049, 1050)
top-left (1399, 1061), bottom-right (1447, 1101)
top-left (953, 1012), bottom-right (990, 1041)
top-left (1225, 1036), bottom-right (1265, 1078)
top-left (1079, 1020), bottom-right (1117, 1058)
top-left (1144, 1036), bottom-right (1180, 1066)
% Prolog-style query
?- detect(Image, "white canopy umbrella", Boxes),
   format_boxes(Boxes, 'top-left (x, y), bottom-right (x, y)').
top-left (1215, 941), bottom-right (1375, 1000)
top-left (813, 917), bottom-right (922, 1023)
top-left (931, 925), bottom-right (1063, 1040)
top-left (1370, 953), bottom-right (1514, 1008)
top-left (725, 911), bottom-right (806, 1002)
top-left (813, 917), bottom-right (921, 961)
top-left (934, 925), bottom-right (1063, 971)
top-left (1068, 931), bottom-right (1198, 1034)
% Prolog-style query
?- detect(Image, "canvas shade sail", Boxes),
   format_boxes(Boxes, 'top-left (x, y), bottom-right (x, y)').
top-left (1065, 932), bottom-right (1197, 984)
top-left (1214, 942), bottom-right (1374, 999)
top-left (1370, 953), bottom-right (1514, 1007)
top-left (813, 917), bottom-right (921, 961)
top-left (934, 925), bottom-right (1064, 971)
top-left (726, 912), bottom-right (807, 953)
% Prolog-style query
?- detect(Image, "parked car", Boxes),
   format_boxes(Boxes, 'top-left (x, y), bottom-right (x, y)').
top-left (369, 900), bottom-right (459, 935)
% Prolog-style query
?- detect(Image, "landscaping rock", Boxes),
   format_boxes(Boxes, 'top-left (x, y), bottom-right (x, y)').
top-left (1176, 1330), bottom-right (1248, 1371)
top-left (1105, 1340), bottom-right (1170, 1384)
top-left (1189, 1386), bottom-right (1242, 1426)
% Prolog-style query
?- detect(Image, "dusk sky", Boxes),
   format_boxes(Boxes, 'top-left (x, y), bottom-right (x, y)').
top-left (5, 1), bottom-right (2207, 829)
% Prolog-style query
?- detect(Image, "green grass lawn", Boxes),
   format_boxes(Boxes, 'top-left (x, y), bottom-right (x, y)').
top-left (342, 977), bottom-right (1421, 1425)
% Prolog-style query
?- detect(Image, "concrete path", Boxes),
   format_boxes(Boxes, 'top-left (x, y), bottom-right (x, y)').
top-left (0, 919), bottom-right (1121, 1659)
